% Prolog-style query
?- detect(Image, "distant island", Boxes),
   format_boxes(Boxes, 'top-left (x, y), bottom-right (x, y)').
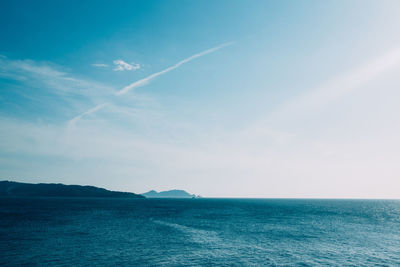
top-left (142, 189), bottom-right (200, 198)
top-left (0, 181), bottom-right (144, 198)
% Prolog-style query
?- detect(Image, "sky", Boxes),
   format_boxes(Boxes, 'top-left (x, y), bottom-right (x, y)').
top-left (1, 0), bottom-right (400, 198)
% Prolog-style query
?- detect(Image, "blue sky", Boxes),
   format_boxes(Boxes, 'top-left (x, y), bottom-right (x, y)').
top-left (1, 0), bottom-right (400, 197)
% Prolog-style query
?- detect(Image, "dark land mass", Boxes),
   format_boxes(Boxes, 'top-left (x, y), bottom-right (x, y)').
top-left (142, 189), bottom-right (199, 198)
top-left (0, 181), bottom-right (144, 198)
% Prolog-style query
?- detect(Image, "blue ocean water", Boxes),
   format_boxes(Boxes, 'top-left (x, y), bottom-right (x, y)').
top-left (0, 198), bottom-right (400, 266)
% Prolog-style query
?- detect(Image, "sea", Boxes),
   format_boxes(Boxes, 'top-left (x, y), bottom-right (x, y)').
top-left (0, 198), bottom-right (399, 266)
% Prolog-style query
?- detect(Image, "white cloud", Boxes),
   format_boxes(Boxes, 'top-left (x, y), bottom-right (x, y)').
top-left (92, 63), bottom-right (108, 68)
top-left (113, 59), bottom-right (140, 71)
top-left (2, 47), bottom-right (400, 197)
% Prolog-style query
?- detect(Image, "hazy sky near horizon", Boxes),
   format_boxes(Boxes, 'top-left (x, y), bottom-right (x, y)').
top-left (1, 0), bottom-right (400, 197)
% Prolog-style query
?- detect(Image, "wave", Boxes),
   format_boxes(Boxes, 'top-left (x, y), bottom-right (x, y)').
top-left (152, 220), bottom-right (221, 245)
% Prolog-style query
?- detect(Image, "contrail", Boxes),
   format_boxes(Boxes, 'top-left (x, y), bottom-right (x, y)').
top-left (68, 41), bottom-right (234, 125)
top-left (68, 103), bottom-right (107, 127)
top-left (115, 41), bottom-right (234, 96)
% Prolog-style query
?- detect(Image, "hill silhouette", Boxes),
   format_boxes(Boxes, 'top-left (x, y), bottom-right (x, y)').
top-left (0, 181), bottom-right (144, 198)
top-left (142, 189), bottom-right (199, 198)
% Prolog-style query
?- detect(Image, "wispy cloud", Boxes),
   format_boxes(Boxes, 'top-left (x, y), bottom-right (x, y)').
top-left (92, 63), bottom-right (108, 68)
top-left (116, 41), bottom-right (234, 96)
top-left (113, 59), bottom-right (140, 71)
top-left (0, 56), bottom-right (117, 126)
top-left (0, 58), bottom-right (114, 98)
top-left (276, 47), bottom-right (400, 116)
top-left (244, 46), bottom-right (400, 147)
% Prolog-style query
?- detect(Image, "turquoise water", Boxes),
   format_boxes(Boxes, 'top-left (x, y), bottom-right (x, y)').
top-left (1, 198), bottom-right (400, 266)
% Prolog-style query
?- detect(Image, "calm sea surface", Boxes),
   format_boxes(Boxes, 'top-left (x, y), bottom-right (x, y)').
top-left (0, 198), bottom-right (399, 266)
